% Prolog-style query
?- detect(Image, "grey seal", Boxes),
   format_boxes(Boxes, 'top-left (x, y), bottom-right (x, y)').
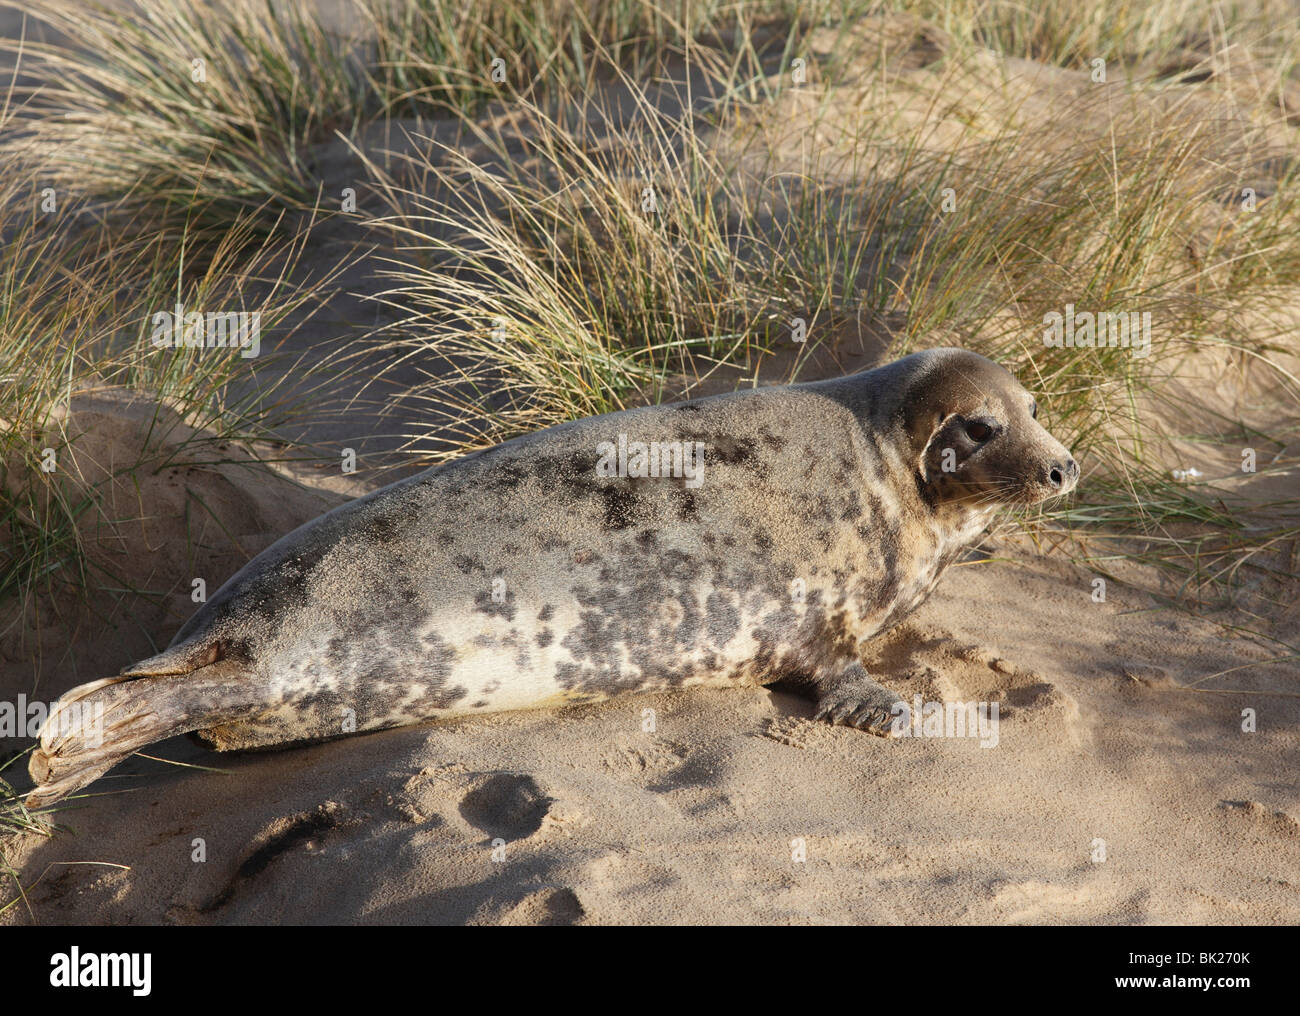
top-left (27, 347), bottom-right (1077, 806)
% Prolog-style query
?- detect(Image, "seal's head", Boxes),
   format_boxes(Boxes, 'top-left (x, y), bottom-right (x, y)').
top-left (893, 348), bottom-right (1078, 507)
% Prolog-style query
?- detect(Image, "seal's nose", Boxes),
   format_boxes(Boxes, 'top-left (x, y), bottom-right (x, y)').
top-left (1047, 457), bottom-right (1078, 490)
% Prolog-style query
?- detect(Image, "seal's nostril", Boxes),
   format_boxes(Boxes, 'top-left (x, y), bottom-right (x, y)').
top-left (1066, 457), bottom-right (1079, 479)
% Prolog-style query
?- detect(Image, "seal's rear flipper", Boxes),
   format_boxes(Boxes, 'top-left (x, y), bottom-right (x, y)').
top-left (25, 657), bottom-right (259, 809)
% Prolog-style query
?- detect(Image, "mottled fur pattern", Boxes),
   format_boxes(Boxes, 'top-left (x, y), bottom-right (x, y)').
top-left (27, 348), bottom-right (1076, 806)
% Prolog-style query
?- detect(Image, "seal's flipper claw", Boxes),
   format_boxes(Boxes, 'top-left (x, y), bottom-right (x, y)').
top-left (811, 662), bottom-right (904, 737)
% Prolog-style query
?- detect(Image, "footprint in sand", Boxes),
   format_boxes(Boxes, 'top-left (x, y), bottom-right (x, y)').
top-left (988, 878), bottom-right (1150, 924)
top-left (493, 886), bottom-right (586, 926)
top-left (601, 736), bottom-right (689, 776)
top-left (760, 715), bottom-right (846, 750)
top-left (458, 772), bottom-right (553, 841)
top-left (1217, 800), bottom-right (1300, 839)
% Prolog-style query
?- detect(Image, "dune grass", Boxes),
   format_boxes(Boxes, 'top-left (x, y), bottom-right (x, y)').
top-left (1, 751), bottom-right (45, 831)
top-left (2, 0), bottom-right (378, 232)
top-left (7, 0), bottom-right (1295, 237)
top-left (368, 0), bottom-right (748, 114)
top-left (348, 78), bottom-right (788, 446)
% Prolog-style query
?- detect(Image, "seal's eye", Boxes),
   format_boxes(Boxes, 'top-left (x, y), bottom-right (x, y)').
top-left (964, 420), bottom-right (993, 442)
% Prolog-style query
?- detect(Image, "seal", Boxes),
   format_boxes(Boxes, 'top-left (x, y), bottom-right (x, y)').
top-left (27, 347), bottom-right (1077, 806)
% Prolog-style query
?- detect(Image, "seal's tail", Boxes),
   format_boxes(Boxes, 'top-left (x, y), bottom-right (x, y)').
top-left (26, 650), bottom-right (259, 809)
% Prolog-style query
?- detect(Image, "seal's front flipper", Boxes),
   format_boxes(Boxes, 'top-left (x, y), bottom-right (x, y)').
top-left (25, 657), bottom-right (261, 809)
top-left (812, 661), bottom-right (904, 736)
